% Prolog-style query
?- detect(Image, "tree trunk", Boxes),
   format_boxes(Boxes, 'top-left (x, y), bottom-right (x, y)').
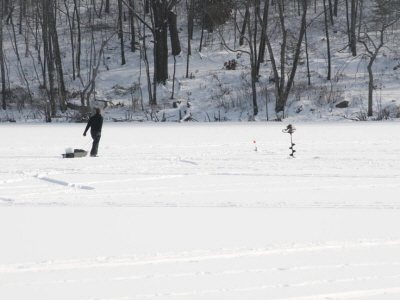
top-left (187, 0), bottom-right (194, 42)
top-left (350, 0), bottom-right (357, 56)
top-left (128, 0), bottom-right (136, 52)
top-left (151, 0), bottom-right (169, 85)
top-left (74, 0), bottom-right (82, 78)
top-left (19, 0), bottom-right (23, 34)
top-left (239, 4), bottom-right (250, 46)
top-left (367, 62), bottom-right (374, 117)
top-left (357, 0), bottom-right (364, 42)
top-left (283, 0), bottom-right (307, 103)
top-left (345, 0), bottom-right (349, 43)
top-left (269, 0), bottom-right (307, 114)
top-left (4, 0), bottom-right (9, 15)
top-left (199, 14), bottom-right (205, 52)
top-left (251, 68), bottom-right (259, 116)
top-left (24, 0), bottom-right (31, 58)
top-left (305, 28), bottom-right (311, 85)
top-left (49, 5), bottom-right (67, 111)
top-left (64, 1), bottom-right (75, 80)
top-left (141, 22), bottom-right (153, 106)
top-left (168, 11), bottom-right (181, 56)
top-left (365, 38), bottom-right (384, 117)
top-left (186, 0), bottom-right (193, 77)
top-left (334, 0), bottom-right (338, 16)
top-left (0, 4), bottom-right (6, 110)
top-left (256, 0), bottom-right (269, 72)
top-left (275, 0), bottom-right (287, 114)
top-left (323, 0), bottom-right (331, 80)
top-left (186, 26), bottom-right (191, 78)
top-left (247, 0), bottom-right (258, 116)
top-left (328, 0), bottom-right (334, 25)
top-left (42, 0), bottom-right (56, 117)
top-left (253, 0), bottom-right (259, 78)
top-left (118, 0), bottom-right (126, 65)
top-left (171, 55), bottom-right (176, 99)
top-left (9, 11), bottom-right (21, 63)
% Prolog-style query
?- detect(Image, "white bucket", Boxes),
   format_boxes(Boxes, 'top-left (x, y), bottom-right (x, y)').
top-left (65, 147), bottom-right (73, 154)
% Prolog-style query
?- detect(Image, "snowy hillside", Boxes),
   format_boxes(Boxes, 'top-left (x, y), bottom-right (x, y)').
top-left (1, 1), bottom-right (400, 122)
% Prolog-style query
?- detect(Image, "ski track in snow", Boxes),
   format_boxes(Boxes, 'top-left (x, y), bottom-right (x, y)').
top-left (2, 142), bottom-right (400, 207)
top-left (1, 239), bottom-right (400, 273)
top-left (34, 174), bottom-right (95, 190)
top-left (1, 239), bottom-right (400, 299)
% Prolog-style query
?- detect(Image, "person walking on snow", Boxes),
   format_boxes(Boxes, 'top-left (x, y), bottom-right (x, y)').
top-left (83, 108), bottom-right (103, 157)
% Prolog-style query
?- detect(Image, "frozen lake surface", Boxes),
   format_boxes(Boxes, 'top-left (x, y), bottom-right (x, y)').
top-left (1, 122), bottom-right (400, 299)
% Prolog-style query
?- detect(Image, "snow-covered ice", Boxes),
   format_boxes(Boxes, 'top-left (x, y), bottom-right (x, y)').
top-left (1, 122), bottom-right (400, 299)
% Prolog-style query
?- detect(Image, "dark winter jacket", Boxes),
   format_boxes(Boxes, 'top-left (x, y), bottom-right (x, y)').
top-left (84, 113), bottom-right (103, 136)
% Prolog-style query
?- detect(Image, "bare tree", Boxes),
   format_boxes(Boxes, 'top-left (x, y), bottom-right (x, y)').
top-left (219, 0), bottom-right (264, 116)
top-left (256, 0), bottom-right (269, 75)
top-left (151, 0), bottom-right (179, 85)
top-left (118, 0), bottom-right (126, 65)
top-left (359, 0), bottom-right (400, 117)
top-left (349, 0), bottom-right (358, 56)
top-left (40, 0), bottom-right (57, 116)
top-left (122, 0), bottom-right (181, 107)
top-left (0, 1), bottom-right (6, 110)
top-left (49, 2), bottom-right (67, 111)
top-left (239, 2), bottom-right (249, 46)
top-left (139, 15), bottom-right (154, 106)
top-left (64, 0), bottom-right (76, 80)
top-left (323, 0), bottom-right (331, 80)
top-left (169, 11), bottom-right (181, 99)
top-left (186, 0), bottom-right (194, 78)
top-left (128, 0), bottom-right (137, 52)
top-left (74, 0), bottom-right (82, 78)
top-left (80, 34), bottom-right (117, 107)
top-left (265, 0), bottom-right (308, 115)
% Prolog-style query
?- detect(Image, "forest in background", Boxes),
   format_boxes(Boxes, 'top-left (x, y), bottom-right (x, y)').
top-left (1, 0), bottom-right (400, 122)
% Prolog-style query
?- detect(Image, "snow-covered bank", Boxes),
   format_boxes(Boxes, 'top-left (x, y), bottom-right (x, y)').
top-left (1, 122), bottom-right (400, 299)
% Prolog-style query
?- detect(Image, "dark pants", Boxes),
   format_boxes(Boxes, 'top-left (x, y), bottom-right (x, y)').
top-left (90, 131), bottom-right (101, 156)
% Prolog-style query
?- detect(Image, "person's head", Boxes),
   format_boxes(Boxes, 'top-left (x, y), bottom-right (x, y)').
top-left (95, 108), bottom-right (101, 114)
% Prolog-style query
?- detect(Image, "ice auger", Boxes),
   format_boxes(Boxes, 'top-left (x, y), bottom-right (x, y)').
top-left (282, 124), bottom-right (296, 157)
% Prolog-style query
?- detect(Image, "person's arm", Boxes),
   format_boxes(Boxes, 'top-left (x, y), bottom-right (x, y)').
top-left (83, 118), bottom-right (91, 136)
